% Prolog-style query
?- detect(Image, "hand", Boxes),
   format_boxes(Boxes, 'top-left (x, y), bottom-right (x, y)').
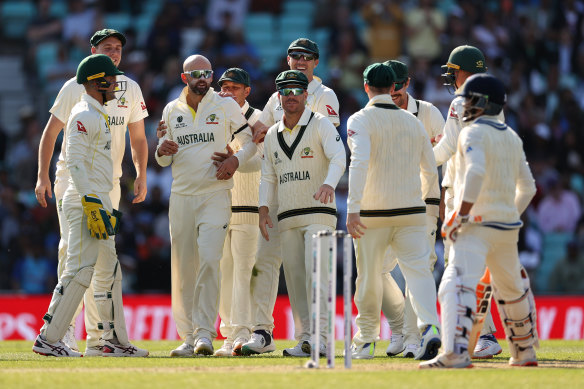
top-left (35, 176), bottom-right (52, 208)
top-left (109, 209), bottom-right (122, 234)
top-left (259, 206), bottom-right (273, 241)
top-left (81, 194), bottom-right (114, 240)
top-left (441, 211), bottom-right (469, 242)
top-left (218, 91), bottom-right (235, 99)
top-left (252, 122), bottom-right (269, 144)
top-left (215, 155), bottom-right (239, 180)
top-left (157, 139), bottom-right (179, 157)
top-left (211, 144), bottom-right (234, 164)
top-left (313, 184), bottom-right (335, 204)
top-left (346, 212), bottom-right (367, 239)
top-left (132, 175), bottom-right (147, 204)
top-left (432, 133), bottom-right (444, 145)
top-left (156, 120), bottom-right (167, 139)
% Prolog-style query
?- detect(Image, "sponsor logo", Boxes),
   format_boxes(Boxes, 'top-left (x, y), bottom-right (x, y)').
top-left (300, 147), bottom-right (314, 158)
top-left (466, 146), bottom-right (473, 153)
top-left (76, 121), bottom-right (87, 134)
top-left (335, 135), bottom-right (340, 142)
top-left (117, 97), bottom-right (128, 108)
top-left (326, 105), bottom-right (338, 116)
top-left (347, 129), bottom-right (356, 137)
top-left (104, 140), bottom-right (111, 150)
top-left (141, 102), bottom-right (147, 111)
top-left (174, 115), bottom-right (187, 128)
top-left (274, 151), bottom-right (282, 165)
top-left (449, 106), bottom-right (458, 118)
top-left (206, 114), bottom-right (219, 124)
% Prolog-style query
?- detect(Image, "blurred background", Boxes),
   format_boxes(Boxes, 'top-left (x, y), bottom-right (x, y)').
top-left (0, 0), bottom-right (583, 297)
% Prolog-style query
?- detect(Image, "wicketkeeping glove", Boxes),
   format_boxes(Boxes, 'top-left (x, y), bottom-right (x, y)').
top-left (81, 194), bottom-right (114, 240)
top-left (110, 209), bottom-right (122, 235)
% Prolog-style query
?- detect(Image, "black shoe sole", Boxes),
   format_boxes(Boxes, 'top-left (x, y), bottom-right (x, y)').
top-left (417, 339), bottom-right (441, 360)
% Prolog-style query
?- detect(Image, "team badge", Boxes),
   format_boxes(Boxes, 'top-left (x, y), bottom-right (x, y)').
top-left (117, 97), bottom-right (128, 108)
top-left (300, 147), bottom-right (314, 158)
top-left (175, 115), bottom-right (187, 128)
top-left (206, 114), bottom-right (219, 124)
top-left (274, 151), bottom-right (282, 165)
top-left (76, 121), bottom-right (87, 134)
top-left (326, 105), bottom-right (338, 117)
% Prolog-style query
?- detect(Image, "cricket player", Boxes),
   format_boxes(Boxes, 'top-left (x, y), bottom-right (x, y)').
top-left (156, 55), bottom-right (256, 357)
top-left (434, 45), bottom-right (503, 358)
top-left (381, 60), bottom-right (445, 358)
top-left (420, 74), bottom-right (538, 369)
top-left (33, 54), bottom-right (148, 357)
top-left (258, 70), bottom-right (346, 357)
top-left (241, 38), bottom-right (341, 355)
top-left (346, 63), bottom-right (441, 361)
top-left (34, 29), bottom-right (149, 355)
top-left (211, 68), bottom-right (263, 357)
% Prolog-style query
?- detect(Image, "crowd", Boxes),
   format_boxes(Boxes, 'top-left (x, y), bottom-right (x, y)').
top-left (1, 0), bottom-right (584, 297)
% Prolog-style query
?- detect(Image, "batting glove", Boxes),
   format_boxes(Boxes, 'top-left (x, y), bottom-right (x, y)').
top-left (441, 212), bottom-right (483, 242)
top-left (81, 194), bottom-right (114, 240)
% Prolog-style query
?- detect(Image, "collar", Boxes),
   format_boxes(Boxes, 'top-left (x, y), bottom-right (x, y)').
top-left (178, 86), bottom-right (215, 106)
top-left (307, 76), bottom-right (322, 94)
top-left (277, 106), bottom-right (313, 133)
top-left (405, 92), bottom-right (418, 114)
top-left (241, 100), bottom-right (250, 113)
top-left (474, 115), bottom-right (507, 130)
top-left (82, 93), bottom-right (107, 115)
top-left (365, 94), bottom-right (396, 108)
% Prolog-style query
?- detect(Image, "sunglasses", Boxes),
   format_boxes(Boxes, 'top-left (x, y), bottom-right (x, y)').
top-left (183, 70), bottom-right (213, 79)
top-left (289, 52), bottom-right (315, 61)
top-left (278, 88), bottom-right (305, 96)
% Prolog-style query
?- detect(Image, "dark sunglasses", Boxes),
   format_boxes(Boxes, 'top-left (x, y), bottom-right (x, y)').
top-left (183, 70), bottom-right (213, 79)
top-left (278, 87), bottom-right (305, 96)
top-left (289, 52), bottom-right (315, 61)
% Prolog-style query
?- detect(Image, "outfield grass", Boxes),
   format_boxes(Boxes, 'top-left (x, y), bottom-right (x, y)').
top-left (0, 340), bottom-right (582, 389)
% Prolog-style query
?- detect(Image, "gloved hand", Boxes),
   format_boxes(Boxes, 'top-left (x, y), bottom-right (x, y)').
top-left (110, 209), bottom-right (122, 235)
top-left (81, 194), bottom-right (114, 240)
top-left (441, 211), bottom-right (482, 242)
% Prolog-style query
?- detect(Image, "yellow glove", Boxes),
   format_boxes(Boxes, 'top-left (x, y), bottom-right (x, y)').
top-left (81, 194), bottom-right (114, 240)
top-left (110, 209), bottom-right (122, 235)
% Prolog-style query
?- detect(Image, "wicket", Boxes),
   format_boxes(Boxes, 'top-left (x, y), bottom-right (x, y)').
top-left (307, 230), bottom-right (353, 369)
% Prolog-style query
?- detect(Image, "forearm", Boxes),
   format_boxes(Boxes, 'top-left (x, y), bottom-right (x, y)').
top-left (37, 115), bottom-right (65, 178)
top-left (128, 121), bottom-right (148, 177)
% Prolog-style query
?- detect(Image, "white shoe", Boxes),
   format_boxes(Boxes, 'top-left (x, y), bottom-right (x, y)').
top-left (213, 341), bottom-right (233, 357)
top-left (301, 340), bottom-right (327, 356)
top-left (62, 325), bottom-right (79, 352)
top-left (402, 343), bottom-right (419, 358)
top-left (473, 334), bottom-right (503, 359)
top-left (283, 341), bottom-right (310, 357)
top-left (170, 342), bottom-right (194, 357)
top-left (419, 351), bottom-right (473, 369)
top-left (84, 345), bottom-right (103, 357)
top-left (386, 334), bottom-right (405, 356)
top-left (194, 337), bottom-right (214, 356)
top-left (414, 325), bottom-right (441, 360)
top-left (32, 334), bottom-right (83, 357)
top-left (509, 346), bottom-right (538, 367)
top-left (232, 337), bottom-right (248, 356)
top-left (241, 330), bottom-right (276, 355)
top-left (351, 342), bottom-right (375, 359)
top-left (102, 339), bottom-right (149, 357)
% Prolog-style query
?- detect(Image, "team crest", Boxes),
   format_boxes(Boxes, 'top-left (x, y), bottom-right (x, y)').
top-left (77, 121), bottom-right (87, 134)
top-left (274, 151), bottom-right (282, 165)
top-left (300, 147), bottom-right (314, 158)
top-left (206, 114), bottom-right (219, 124)
top-left (117, 97), bottom-right (128, 108)
top-left (476, 60), bottom-right (484, 69)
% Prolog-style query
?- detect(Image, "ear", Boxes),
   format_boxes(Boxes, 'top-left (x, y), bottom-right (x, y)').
top-left (314, 58), bottom-right (319, 68)
top-left (405, 78), bottom-right (411, 89)
top-left (181, 73), bottom-right (187, 84)
top-left (91, 47), bottom-right (97, 54)
top-left (287, 56), bottom-right (292, 67)
top-left (364, 83), bottom-right (369, 94)
top-left (244, 86), bottom-right (251, 99)
top-left (390, 83), bottom-right (395, 94)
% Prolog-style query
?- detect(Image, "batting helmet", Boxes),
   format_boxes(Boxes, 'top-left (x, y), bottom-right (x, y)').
top-left (442, 45), bottom-right (486, 91)
top-left (76, 54), bottom-right (123, 84)
top-left (456, 73), bottom-right (506, 121)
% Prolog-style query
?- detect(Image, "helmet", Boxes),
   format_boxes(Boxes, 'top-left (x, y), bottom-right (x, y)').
top-left (442, 45), bottom-right (486, 92)
top-left (76, 54), bottom-right (123, 85)
top-left (456, 73), bottom-right (506, 121)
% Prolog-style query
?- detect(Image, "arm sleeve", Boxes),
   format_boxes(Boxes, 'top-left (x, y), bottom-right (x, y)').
top-left (515, 152), bottom-right (536, 214)
top-left (155, 109), bottom-right (173, 167)
top-left (50, 80), bottom-right (82, 123)
top-left (229, 101), bottom-right (257, 165)
top-left (127, 79), bottom-right (149, 123)
top-left (316, 89), bottom-right (341, 127)
top-left (419, 125), bottom-right (439, 202)
top-left (66, 112), bottom-right (94, 196)
top-left (346, 114), bottom-right (370, 213)
top-left (319, 119), bottom-right (346, 188)
top-left (258, 138), bottom-right (277, 207)
top-left (258, 93), bottom-right (278, 127)
top-left (429, 105), bottom-right (445, 145)
top-left (433, 102), bottom-right (460, 166)
top-left (459, 129), bottom-right (486, 203)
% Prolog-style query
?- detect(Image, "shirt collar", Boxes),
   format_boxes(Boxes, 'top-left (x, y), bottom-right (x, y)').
top-left (241, 100), bottom-right (250, 113)
top-left (365, 94), bottom-right (396, 108)
top-left (405, 92), bottom-right (417, 114)
top-left (307, 76), bottom-right (322, 94)
top-left (178, 86), bottom-right (215, 105)
top-left (277, 106), bottom-right (313, 132)
top-left (82, 93), bottom-right (107, 115)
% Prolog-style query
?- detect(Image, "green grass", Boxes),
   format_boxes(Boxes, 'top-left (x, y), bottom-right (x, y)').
top-left (0, 340), bottom-right (582, 389)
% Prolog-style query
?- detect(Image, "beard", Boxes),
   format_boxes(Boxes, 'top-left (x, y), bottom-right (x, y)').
top-left (190, 81), bottom-right (210, 95)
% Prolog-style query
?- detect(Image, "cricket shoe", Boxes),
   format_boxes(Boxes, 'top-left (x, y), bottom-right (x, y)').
top-left (386, 334), bottom-right (405, 356)
top-left (351, 342), bottom-right (375, 359)
top-left (509, 346), bottom-right (538, 367)
top-left (403, 343), bottom-right (420, 358)
top-left (232, 337), bottom-right (249, 356)
top-left (419, 351), bottom-right (473, 369)
top-left (473, 334), bottom-right (503, 359)
top-left (102, 339), bottom-right (149, 357)
top-left (62, 325), bottom-right (79, 352)
top-left (32, 334), bottom-right (83, 357)
top-left (170, 342), bottom-right (194, 357)
top-left (214, 341), bottom-right (234, 357)
top-left (194, 337), bottom-right (214, 356)
top-left (414, 325), bottom-right (441, 360)
top-left (301, 340), bottom-right (327, 356)
top-left (283, 341), bottom-right (310, 357)
top-left (84, 345), bottom-right (104, 357)
top-left (241, 330), bottom-right (276, 355)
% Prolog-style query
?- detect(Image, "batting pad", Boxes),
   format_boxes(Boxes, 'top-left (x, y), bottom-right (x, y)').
top-left (94, 262), bottom-right (129, 344)
top-left (43, 266), bottom-right (94, 343)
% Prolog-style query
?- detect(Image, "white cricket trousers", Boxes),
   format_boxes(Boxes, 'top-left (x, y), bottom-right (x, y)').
top-left (250, 205), bottom-right (282, 333)
top-left (55, 178), bottom-right (121, 348)
top-left (169, 190), bottom-right (231, 344)
top-left (353, 225), bottom-right (439, 346)
top-left (280, 224), bottom-right (333, 342)
top-left (218, 223), bottom-right (258, 342)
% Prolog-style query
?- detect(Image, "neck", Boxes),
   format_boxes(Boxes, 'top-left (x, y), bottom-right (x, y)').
top-left (86, 89), bottom-right (105, 105)
top-left (399, 93), bottom-right (408, 110)
top-left (283, 108), bottom-right (304, 129)
top-left (186, 88), bottom-right (205, 110)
